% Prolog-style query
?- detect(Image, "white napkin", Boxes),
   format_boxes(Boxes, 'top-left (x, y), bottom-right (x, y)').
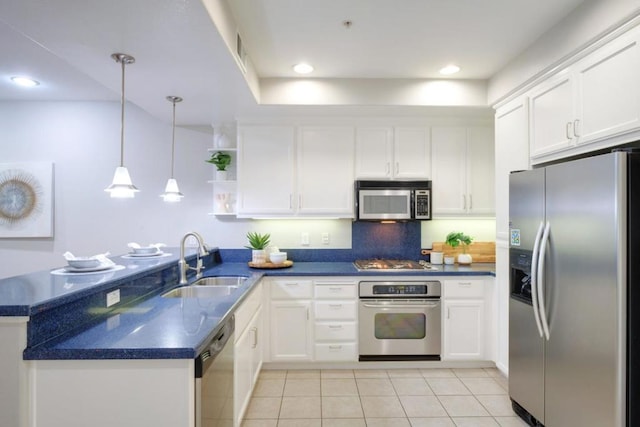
top-left (63, 251), bottom-right (115, 266)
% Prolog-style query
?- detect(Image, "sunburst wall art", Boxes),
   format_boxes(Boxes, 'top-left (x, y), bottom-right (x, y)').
top-left (0, 162), bottom-right (54, 238)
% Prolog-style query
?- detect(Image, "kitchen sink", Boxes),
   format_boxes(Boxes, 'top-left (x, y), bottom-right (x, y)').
top-left (162, 276), bottom-right (248, 298)
top-left (192, 276), bottom-right (248, 287)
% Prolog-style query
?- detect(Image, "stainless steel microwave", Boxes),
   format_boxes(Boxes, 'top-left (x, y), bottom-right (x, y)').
top-left (355, 180), bottom-right (432, 221)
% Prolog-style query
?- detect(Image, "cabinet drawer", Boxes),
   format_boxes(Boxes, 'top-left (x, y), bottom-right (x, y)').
top-left (314, 282), bottom-right (357, 299)
top-left (270, 279), bottom-right (313, 299)
top-left (314, 301), bottom-right (357, 320)
top-left (314, 342), bottom-right (358, 361)
top-left (315, 322), bottom-right (357, 341)
top-left (235, 282), bottom-right (263, 335)
top-left (444, 280), bottom-right (484, 298)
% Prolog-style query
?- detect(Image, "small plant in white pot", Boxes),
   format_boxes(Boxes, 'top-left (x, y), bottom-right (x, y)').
top-left (245, 232), bottom-right (271, 264)
top-left (207, 151), bottom-right (232, 181)
top-left (445, 231), bottom-right (474, 265)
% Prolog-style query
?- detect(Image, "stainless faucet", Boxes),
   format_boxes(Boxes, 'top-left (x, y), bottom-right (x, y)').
top-left (179, 232), bottom-right (209, 284)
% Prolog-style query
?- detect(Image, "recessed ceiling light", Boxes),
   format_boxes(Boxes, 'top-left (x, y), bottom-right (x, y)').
top-left (293, 63), bottom-right (314, 74)
top-left (439, 65), bottom-right (460, 75)
top-left (10, 76), bottom-right (40, 87)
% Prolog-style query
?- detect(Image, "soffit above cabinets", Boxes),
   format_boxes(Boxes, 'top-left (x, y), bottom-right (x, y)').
top-left (0, 0), bottom-right (585, 124)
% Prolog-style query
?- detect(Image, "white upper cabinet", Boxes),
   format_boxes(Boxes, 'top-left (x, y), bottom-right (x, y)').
top-left (575, 29), bottom-right (640, 144)
top-left (237, 125), bottom-right (355, 218)
top-left (431, 125), bottom-right (495, 216)
top-left (297, 126), bottom-right (355, 217)
top-left (355, 127), bottom-right (394, 179)
top-left (237, 126), bottom-right (295, 216)
top-left (394, 127), bottom-right (432, 179)
top-left (529, 72), bottom-right (574, 158)
top-left (529, 26), bottom-right (640, 163)
top-left (355, 126), bottom-right (431, 179)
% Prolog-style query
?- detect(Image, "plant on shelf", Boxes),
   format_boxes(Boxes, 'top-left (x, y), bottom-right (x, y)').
top-left (206, 151), bottom-right (232, 171)
top-left (445, 231), bottom-right (474, 264)
top-left (207, 151), bottom-right (232, 181)
top-left (245, 232), bottom-right (271, 264)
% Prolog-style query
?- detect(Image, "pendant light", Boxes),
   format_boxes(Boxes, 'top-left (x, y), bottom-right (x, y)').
top-left (105, 53), bottom-right (139, 198)
top-left (161, 96), bottom-right (184, 202)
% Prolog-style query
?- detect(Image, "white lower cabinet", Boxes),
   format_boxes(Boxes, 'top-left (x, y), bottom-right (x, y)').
top-left (443, 300), bottom-right (485, 360)
top-left (267, 278), bottom-right (314, 361)
top-left (234, 282), bottom-right (263, 426)
top-left (265, 277), bottom-right (358, 363)
top-left (313, 279), bottom-right (358, 361)
top-left (442, 278), bottom-right (493, 361)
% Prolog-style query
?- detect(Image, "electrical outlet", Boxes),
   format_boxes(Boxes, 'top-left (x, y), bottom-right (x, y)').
top-left (322, 232), bottom-right (330, 245)
top-left (301, 232), bottom-right (310, 246)
top-left (106, 289), bottom-right (120, 307)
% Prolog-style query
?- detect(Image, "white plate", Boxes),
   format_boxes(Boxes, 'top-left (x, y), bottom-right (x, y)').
top-left (64, 264), bottom-right (114, 273)
top-left (127, 251), bottom-right (163, 258)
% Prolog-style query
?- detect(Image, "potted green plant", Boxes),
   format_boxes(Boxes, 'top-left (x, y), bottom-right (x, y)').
top-left (445, 231), bottom-right (474, 264)
top-left (245, 231), bottom-right (271, 264)
top-left (206, 151), bottom-right (232, 181)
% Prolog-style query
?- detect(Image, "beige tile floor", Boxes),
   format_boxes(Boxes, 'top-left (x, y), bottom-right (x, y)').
top-left (241, 368), bottom-right (529, 427)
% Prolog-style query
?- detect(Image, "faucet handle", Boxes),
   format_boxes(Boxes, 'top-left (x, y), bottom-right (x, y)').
top-left (201, 243), bottom-right (211, 256)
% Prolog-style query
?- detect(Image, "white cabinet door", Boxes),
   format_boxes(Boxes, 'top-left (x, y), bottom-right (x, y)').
top-left (394, 127), bottom-right (431, 179)
top-left (270, 301), bottom-right (313, 361)
top-left (431, 126), bottom-right (494, 216)
top-left (466, 126), bottom-right (495, 215)
top-left (234, 316), bottom-right (253, 425)
top-left (355, 127), bottom-right (394, 179)
top-left (443, 300), bottom-right (485, 360)
top-left (529, 73), bottom-right (574, 158)
top-left (297, 127), bottom-right (355, 217)
top-left (431, 126), bottom-right (467, 215)
top-left (495, 97), bottom-right (530, 240)
top-left (575, 29), bottom-right (640, 145)
top-left (237, 126), bottom-right (295, 216)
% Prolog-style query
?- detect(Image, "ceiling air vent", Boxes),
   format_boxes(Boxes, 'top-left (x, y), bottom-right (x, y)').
top-left (236, 32), bottom-right (247, 73)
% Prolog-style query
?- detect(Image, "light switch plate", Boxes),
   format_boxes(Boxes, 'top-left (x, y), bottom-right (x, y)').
top-left (301, 232), bottom-right (310, 246)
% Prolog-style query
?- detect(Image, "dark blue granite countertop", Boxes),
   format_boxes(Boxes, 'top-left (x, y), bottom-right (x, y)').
top-left (12, 254), bottom-right (494, 361)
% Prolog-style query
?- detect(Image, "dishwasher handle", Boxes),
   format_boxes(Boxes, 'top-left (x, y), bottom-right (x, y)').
top-left (195, 315), bottom-right (235, 378)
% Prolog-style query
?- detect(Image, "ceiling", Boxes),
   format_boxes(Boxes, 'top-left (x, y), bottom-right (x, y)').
top-left (0, 0), bottom-right (585, 126)
top-left (228, 0), bottom-right (585, 80)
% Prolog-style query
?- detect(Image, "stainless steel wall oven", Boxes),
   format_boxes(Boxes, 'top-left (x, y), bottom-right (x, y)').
top-left (358, 280), bottom-right (441, 361)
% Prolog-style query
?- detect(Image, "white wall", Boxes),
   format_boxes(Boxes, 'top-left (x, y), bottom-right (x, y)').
top-left (489, 0), bottom-right (640, 104)
top-left (0, 101), bottom-right (213, 279)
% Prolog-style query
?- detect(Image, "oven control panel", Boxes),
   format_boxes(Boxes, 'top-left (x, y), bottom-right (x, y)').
top-left (359, 281), bottom-right (441, 298)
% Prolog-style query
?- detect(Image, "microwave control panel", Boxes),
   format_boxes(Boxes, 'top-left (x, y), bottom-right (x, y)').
top-left (414, 190), bottom-right (430, 219)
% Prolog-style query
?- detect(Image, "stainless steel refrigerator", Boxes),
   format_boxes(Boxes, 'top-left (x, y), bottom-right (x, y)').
top-left (508, 150), bottom-right (640, 426)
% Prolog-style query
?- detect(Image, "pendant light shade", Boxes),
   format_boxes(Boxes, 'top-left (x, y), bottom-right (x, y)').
top-left (161, 96), bottom-right (184, 202)
top-left (105, 53), bottom-right (139, 198)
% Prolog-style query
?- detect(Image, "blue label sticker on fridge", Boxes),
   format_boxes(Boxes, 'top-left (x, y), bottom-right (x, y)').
top-left (510, 229), bottom-right (521, 246)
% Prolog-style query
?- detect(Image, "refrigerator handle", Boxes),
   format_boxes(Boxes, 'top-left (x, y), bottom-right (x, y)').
top-left (530, 221), bottom-right (545, 338)
top-left (537, 221), bottom-right (552, 340)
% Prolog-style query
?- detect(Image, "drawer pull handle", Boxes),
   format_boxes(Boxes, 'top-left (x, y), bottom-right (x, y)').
top-left (328, 325), bottom-right (343, 329)
top-left (329, 304), bottom-right (343, 308)
top-left (329, 345), bottom-right (342, 350)
top-left (459, 282), bottom-right (472, 286)
top-left (329, 287), bottom-right (343, 291)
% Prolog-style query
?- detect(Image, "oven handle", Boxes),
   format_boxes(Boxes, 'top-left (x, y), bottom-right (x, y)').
top-left (361, 301), bottom-right (440, 309)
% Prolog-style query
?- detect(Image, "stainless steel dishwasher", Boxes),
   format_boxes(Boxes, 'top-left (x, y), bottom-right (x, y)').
top-left (195, 316), bottom-right (235, 427)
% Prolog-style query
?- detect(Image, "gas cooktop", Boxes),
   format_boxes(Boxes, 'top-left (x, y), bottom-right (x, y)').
top-left (353, 259), bottom-right (437, 271)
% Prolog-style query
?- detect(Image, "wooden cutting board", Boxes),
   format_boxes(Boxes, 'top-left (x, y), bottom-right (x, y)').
top-left (427, 241), bottom-right (495, 263)
top-left (248, 260), bottom-right (294, 269)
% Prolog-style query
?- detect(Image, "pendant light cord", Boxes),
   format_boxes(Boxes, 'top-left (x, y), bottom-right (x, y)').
top-left (119, 56), bottom-right (126, 168)
top-left (171, 100), bottom-right (176, 178)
